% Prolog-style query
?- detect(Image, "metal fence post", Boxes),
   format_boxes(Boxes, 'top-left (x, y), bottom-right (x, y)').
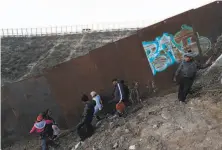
top-left (2, 29), bottom-right (4, 37)
top-left (36, 28), bottom-right (37, 36)
top-left (26, 28), bottom-right (28, 36)
top-left (12, 29), bottom-right (14, 36)
top-left (21, 28), bottom-right (23, 36)
top-left (16, 29), bottom-right (18, 36)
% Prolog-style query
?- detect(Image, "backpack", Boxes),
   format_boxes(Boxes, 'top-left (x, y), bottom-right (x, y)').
top-left (40, 123), bottom-right (53, 138)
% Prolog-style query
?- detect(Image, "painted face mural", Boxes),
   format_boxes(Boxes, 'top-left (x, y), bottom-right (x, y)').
top-left (142, 24), bottom-right (211, 75)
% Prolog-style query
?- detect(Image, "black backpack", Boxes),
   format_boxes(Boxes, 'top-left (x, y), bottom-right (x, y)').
top-left (40, 123), bottom-right (53, 138)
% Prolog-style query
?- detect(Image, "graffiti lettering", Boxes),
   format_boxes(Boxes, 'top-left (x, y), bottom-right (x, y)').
top-left (142, 24), bottom-right (211, 75)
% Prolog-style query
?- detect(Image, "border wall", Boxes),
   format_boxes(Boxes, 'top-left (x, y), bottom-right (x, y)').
top-left (1, 1), bottom-right (222, 146)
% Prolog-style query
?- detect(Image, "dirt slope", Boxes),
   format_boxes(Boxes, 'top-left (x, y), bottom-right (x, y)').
top-left (4, 84), bottom-right (222, 150)
top-left (1, 30), bottom-right (136, 84)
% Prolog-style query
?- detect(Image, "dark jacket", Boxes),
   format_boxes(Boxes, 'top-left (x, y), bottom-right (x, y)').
top-left (113, 82), bottom-right (125, 102)
top-left (123, 84), bottom-right (129, 100)
top-left (79, 100), bottom-right (96, 126)
top-left (175, 60), bottom-right (210, 78)
top-left (41, 122), bottom-right (53, 138)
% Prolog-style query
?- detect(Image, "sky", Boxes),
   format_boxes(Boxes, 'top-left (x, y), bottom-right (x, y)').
top-left (0, 0), bottom-right (214, 29)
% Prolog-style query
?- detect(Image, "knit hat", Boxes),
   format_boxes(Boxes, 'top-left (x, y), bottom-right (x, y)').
top-left (37, 115), bottom-right (43, 122)
top-left (90, 91), bottom-right (97, 97)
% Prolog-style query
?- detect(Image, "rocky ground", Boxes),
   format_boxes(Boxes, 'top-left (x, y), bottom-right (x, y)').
top-left (4, 89), bottom-right (222, 150)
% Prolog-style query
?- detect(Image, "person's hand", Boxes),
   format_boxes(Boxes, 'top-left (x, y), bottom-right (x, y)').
top-left (173, 77), bottom-right (177, 82)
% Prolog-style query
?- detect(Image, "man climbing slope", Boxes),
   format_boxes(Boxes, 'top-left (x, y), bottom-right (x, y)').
top-left (174, 52), bottom-right (212, 104)
top-left (112, 78), bottom-right (126, 116)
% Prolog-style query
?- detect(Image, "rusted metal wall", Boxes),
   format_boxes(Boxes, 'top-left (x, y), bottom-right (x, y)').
top-left (2, 2), bottom-right (222, 145)
top-left (189, 1), bottom-right (222, 58)
top-left (1, 76), bottom-right (66, 147)
top-left (44, 54), bottom-right (104, 127)
top-left (114, 34), bottom-right (154, 93)
top-left (89, 43), bottom-right (125, 95)
top-left (190, 2), bottom-right (222, 43)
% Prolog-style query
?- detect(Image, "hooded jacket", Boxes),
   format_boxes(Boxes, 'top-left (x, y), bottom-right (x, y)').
top-left (175, 60), bottom-right (210, 78)
top-left (79, 100), bottom-right (96, 126)
top-left (30, 119), bottom-right (53, 134)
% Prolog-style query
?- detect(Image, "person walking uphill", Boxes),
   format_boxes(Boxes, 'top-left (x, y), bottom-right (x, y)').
top-left (43, 109), bottom-right (60, 140)
top-left (77, 94), bottom-right (96, 141)
top-left (90, 91), bottom-right (103, 120)
top-left (120, 80), bottom-right (130, 105)
top-left (173, 52), bottom-right (212, 104)
top-left (30, 114), bottom-right (53, 150)
top-left (112, 78), bottom-right (126, 116)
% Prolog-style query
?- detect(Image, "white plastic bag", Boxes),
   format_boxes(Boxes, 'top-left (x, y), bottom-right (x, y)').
top-left (52, 124), bottom-right (60, 136)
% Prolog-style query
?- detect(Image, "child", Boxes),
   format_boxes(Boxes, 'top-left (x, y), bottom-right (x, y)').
top-left (90, 91), bottom-right (103, 120)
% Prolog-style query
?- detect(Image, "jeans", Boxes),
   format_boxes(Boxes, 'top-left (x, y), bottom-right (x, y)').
top-left (41, 137), bottom-right (47, 150)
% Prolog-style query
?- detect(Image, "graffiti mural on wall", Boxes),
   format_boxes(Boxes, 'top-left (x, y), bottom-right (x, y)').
top-left (142, 24), bottom-right (211, 75)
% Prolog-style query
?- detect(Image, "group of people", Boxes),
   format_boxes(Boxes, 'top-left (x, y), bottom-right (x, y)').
top-left (29, 78), bottom-right (137, 150)
top-left (76, 50), bottom-right (213, 143)
top-left (76, 78), bottom-right (137, 142)
top-left (29, 50), bottom-right (213, 150)
top-left (30, 109), bottom-right (60, 150)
